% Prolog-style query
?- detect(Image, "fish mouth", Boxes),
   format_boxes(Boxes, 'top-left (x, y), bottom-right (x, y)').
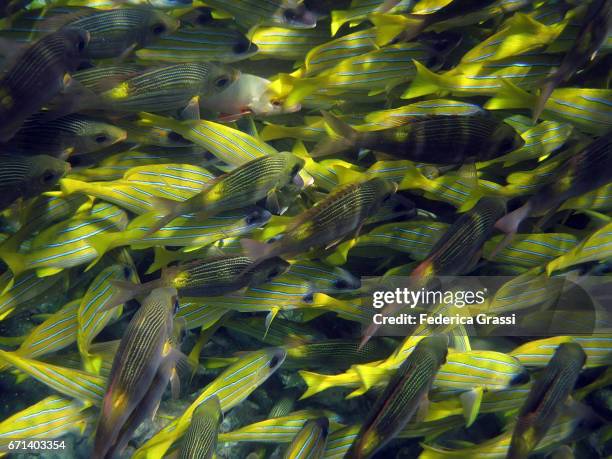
top-left (115, 130), bottom-right (128, 143)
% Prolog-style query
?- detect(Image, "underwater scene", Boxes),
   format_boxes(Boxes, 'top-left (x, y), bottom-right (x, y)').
top-left (0, 0), bottom-right (610, 457)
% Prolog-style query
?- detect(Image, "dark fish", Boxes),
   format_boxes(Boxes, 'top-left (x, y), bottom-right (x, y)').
top-left (73, 64), bottom-right (146, 93)
top-left (361, 197), bottom-right (505, 346)
top-left (346, 335), bottom-right (448, 459)
top-left (242, 177), bottom-right (398, 261)
top-left (0, 28), bottom-right (90, 141)
top-left (78, 62), bottom-right (239, 114)
top-left (283, 338), bottom-right (396, 370)
top-left (0, 154), bottom-right (69, 210)
top-left (93, 287), bottom-right (179, 459)
top-left (52, 7), bottom-right (180, 59)
top-left (148, 152), bottom-right (305, 234)
top-left (105, 351), bottom-right (178, 459)
top-left (0, 114), bottom-right (127, 157)
top-left (108, 255), bottom-right (290, 307)
top-left (496, 132), bottom-right (612, 236)
top-left (165, 256), bottom-right (290, 297)
top-left (179, 396), bottom-right (222, 459)
top-left (507, 342), bottom-right (587, 459)
top-left (534, 0), bottom-right (612, 121)
top-left (412, 197), bottom-right (507, 280)
top-left (313, 112), bottom-right (524, 164)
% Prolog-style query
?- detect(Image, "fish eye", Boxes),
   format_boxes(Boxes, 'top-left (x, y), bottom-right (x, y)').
top-left (151, 23), bottom-right (167, 35)
top-left (214, 76), bottom-right (231, 89)
top-left (42, 170), bottom-right (57, 183)
top-left (501, 137), bottom-right (516, 151)
top-left (283, 9), bottom-right (298, 22)
top-left (95, 134), bottom-right (108, 144)
top-left (433, 39), bottom-right (450, 51)
top-left (510, 370), bottom-right (530, 385)
top-left (76, 35), bottom-right (86, 52)
top-left (333, 279), bottom-right (348, 289)
top-left (302, 292), bottom-right (314, 303)
top-left (168, 131), bottom-right (184, 142)
top-left (271, 99), bottom-right (282, 107)
top-left (246, 212), bottom-right (261, 225)
top-left (268, 354), bottom-right (281, 368)
top-left (196, 8), bottom-right (213, 24)
top-left (233, 40), bottom-right (250, 54)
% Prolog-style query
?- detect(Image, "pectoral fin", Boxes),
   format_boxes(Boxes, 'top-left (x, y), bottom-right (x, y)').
top-left (169, 368), bottom-right (180, 400)
top-left (265, 188), bottom-right (283, 214)
top-left (460, 387), bottom-right (483, 427)
top-left (180, 96), bottom-right (201, 121)
top-left (415, 392), bottom-right (430, 423)
top-left (264, 307), bottom-right (280, 338)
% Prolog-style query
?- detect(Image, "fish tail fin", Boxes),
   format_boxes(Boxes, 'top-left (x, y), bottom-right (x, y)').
top-left (369, 13), bottom-right (422, 46)
top-left (346, 386), bottom-right (367, 399)
top-left (401, 60), bottom-right (446, 100)
top-left (240, 238), bottom-right (276, 262)
top-left (146, 247), bottom-right (172, 274)
top-left (398, 165), bottom-right (433, 192)
top-left (84, 234), bottom-right (116, 272)
top-left (60, 178), bottom-right (87, 196)
top-left (321, 110), bottom-right (356, 139)
top-left (137, 112), bottom-right (184, 133)
top-left (309, 137), bottom-right (354, 159)
top-left (284, 74), bottom-right (328, 107)
top-left (260, 124), bottom-right (292, 141)
top-left (330, 10), bottom-right (352, 36)
top-left (81, 351), bottom-right (105, 375)
top-left (353, 365), bottom-right (389, 392)
top-left (333, 165), bottom-right (367, 185)
top-left (485, 78), bottom-right (533, 111)
top-left (0, 251), bottom-right (26, 280)
top-left (298, 370), bottom-right (334, 399)
top-left (144, 198), bottom-right (185, 236)
top-left (310, 111), bottom-right (360, 158)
